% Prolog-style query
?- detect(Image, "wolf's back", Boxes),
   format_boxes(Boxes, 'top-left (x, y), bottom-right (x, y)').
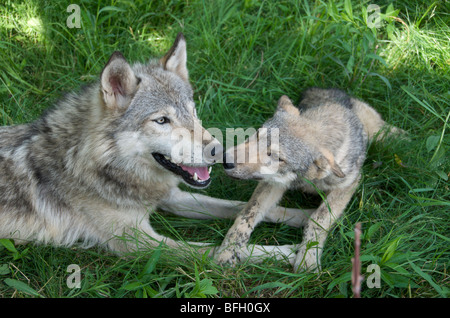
top-left (0, 124), bottom-right (35, 149)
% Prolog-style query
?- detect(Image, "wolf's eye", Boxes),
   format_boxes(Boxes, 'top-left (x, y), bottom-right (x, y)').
top-left (154, 117), bottom-right (170, 125)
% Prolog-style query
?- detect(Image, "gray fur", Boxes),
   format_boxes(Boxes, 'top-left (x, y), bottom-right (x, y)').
top-left (0, 34), bottom-right (307, 253)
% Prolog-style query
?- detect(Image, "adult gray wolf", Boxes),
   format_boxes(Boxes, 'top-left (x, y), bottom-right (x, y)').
top-left (0, 33), bottom-right (303, 253)
top-left (217, 88), bottom-right (403, 271)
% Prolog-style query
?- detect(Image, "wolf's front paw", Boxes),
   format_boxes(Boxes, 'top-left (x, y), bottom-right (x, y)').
top-left (293, 246), bottom-right (321, 273)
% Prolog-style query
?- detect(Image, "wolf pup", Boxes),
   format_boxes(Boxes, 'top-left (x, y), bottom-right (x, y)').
top-left (0, 33), bottom-right (303, 253)
top-left (217, 88), bottom-right (402, 271)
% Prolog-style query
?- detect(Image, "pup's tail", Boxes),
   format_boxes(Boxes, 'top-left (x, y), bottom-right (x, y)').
top-left (351, 98), bottom-right (405, 142)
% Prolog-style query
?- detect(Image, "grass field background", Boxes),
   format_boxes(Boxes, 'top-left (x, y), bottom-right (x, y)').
top-left (0, 0), bottom-right (448, 298)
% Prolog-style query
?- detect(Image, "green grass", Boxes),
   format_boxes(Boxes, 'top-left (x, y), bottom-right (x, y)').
top-left (0, 0), bottom-right (448, 298)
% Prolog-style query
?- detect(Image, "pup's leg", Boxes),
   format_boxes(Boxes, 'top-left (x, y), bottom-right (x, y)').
top-left (214, 182), bottom-right (286, 265)
top-left (293, 177), bottom-right (360, 272)
top-left (159, 187), bottom-right (310, 227)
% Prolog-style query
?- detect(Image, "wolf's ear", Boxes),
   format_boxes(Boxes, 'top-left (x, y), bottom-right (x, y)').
top-left (160, 33), bottom-right (189, 81)
top-left (100, 51), bottom-right (139, 111)
top-left (277, 95), bottom-right (300, 116)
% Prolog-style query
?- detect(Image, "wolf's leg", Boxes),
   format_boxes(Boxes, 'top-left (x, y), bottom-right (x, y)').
top-left (96, 207), bottom-right (213, 254)
top-left (214, 182), bottom-right (286, 265)
top-left (158, 187), bottom-right (311, 227)
top-left (293, 177), bottom-right (360, 272)
top-left (106, 219), bottom-right (213, 254)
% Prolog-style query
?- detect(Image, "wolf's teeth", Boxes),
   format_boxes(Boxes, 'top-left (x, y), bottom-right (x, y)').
top-left (208, 167), bottom-right (212, 174)
top-left (193, 173), bottom-right (198, 181)
top-left (164, 156), bottom-right (170, 160)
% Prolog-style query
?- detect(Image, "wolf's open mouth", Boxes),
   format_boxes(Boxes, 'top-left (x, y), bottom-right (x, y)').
top-left (152, 153), bottom-right (211, 188)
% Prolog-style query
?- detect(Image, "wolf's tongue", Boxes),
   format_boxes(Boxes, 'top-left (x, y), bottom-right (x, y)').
top-left (180, 165), bottom-right (210, 180)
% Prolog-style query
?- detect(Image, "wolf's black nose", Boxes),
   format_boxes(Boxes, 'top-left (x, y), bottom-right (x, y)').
top-left (222, 153), bottom-right (235, 170)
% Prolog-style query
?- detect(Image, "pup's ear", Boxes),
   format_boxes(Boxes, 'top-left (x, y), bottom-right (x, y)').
top-left (307, 148), bottom-right (345, 180)
top-left (313, 156), bottom-right (345, 178)
top-left (277, 95), bottom-right (300, 116)
top-left (100, 51), bottom-right (139, 111)
top-left (316, 148), bottom-right (345, 178)
top-left (160, 33), bottom-right (189, 81)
